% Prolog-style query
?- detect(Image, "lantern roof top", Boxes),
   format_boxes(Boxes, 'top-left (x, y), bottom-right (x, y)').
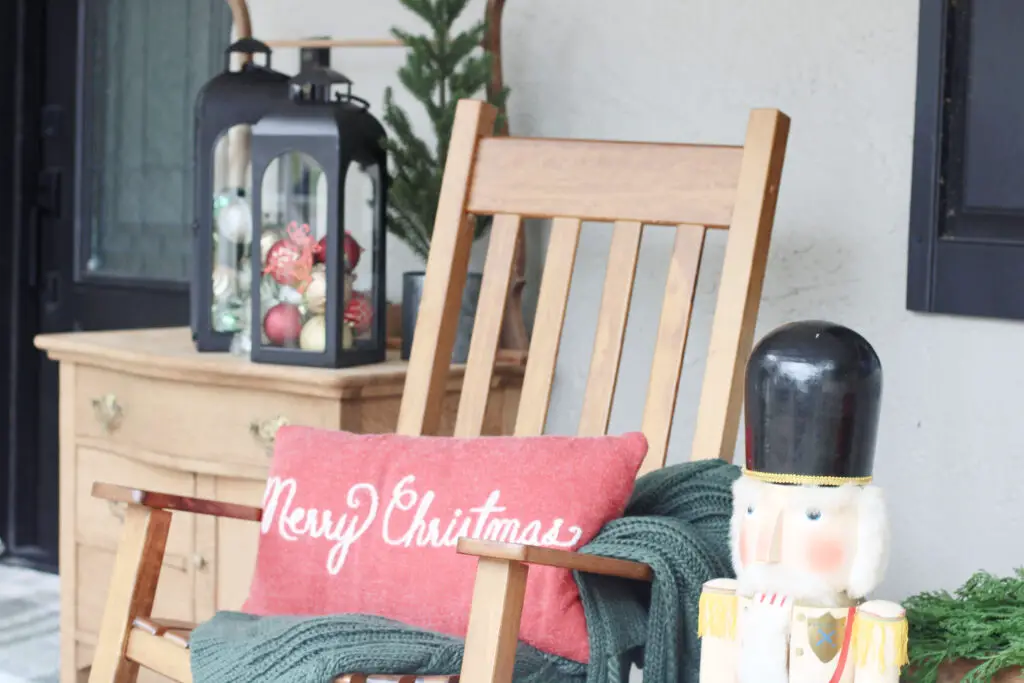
top-left (289, 65), bottom-right (353, 89)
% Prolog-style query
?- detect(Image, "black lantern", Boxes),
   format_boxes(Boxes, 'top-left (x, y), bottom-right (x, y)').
top-left (248, 65), bottom-right (388, 368)
top-left (190, 38), bottom-right (290, 352)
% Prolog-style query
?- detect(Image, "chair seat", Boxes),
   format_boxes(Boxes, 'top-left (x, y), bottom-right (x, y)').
top-left (129, 617), bottom-right (459, 683)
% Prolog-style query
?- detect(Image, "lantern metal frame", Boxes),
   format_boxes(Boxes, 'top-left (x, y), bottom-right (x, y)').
top-left (248, 66), bottom-right (388, 368)
top-left (190, 37), bottom-right (290, 352)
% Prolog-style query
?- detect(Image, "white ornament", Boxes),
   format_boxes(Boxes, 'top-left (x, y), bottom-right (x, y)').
top-left (236, 261), bottom-right (252, 293)
top-left (299, 315), bottom-right (327, 352)
top-left (211, 265), bottom-right (235, 301)
top-left (260, 230), bottom-right (281, 264)
top-left (305, 266), bottom-right (327, 314)
top-left (278, 285), bottom-right (304, 305)
top-left (217, 197), bottom-right (253, 244)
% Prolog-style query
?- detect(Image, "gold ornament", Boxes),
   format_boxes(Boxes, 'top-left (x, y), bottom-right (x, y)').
top-left (299, 315), bottom-right (326, 352)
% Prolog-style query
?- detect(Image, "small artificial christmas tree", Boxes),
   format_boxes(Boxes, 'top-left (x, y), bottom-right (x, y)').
top-left (383, 0), bottom-right (509, 262)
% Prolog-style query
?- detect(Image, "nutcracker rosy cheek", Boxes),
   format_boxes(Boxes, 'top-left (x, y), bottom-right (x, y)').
top-left (805, 534), bottom-right (847, 574)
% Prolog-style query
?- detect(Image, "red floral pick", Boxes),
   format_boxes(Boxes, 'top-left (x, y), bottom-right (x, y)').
top-left (344, 292), bottom-right (374, 335)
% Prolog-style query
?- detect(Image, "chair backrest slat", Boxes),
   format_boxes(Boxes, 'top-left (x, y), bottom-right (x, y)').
top-left (513, 217), bottom-right (582, 437)
top-left (467, 137), bottom-right (745, 226)
top-left (638, 224), bottom-right (707, 474)
top-left (396, 101), bottom-right (497, 437)
top-left (454, 213), bottom-right (524, 437)
top-left (576, 221), bottom-right (644, 437)
top-left (400, 100), bottom-right (790, 475)
top-left (689, 110), bottom-right (790, 462)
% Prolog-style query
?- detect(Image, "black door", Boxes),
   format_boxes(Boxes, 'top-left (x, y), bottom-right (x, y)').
top-left (0, 0), bottom-right (232, 571)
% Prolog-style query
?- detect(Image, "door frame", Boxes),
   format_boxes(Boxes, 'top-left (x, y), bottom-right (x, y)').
top-left (0, 0), bottom-right (50, 571)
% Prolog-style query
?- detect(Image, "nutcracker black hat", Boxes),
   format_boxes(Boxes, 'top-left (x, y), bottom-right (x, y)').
top-left (743, 320), bottom-right (882, 486)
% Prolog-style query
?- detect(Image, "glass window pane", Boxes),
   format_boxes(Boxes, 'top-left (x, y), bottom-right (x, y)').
top-left (81, 0), bottom-right (231, 282)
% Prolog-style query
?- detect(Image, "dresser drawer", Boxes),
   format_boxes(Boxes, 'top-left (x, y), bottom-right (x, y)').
top-left (76, 544), bottom-right (193, 638)
top-left (76, 448), bottom-right (195, 559)
top-left (75, 365), bottom-right (341, 465)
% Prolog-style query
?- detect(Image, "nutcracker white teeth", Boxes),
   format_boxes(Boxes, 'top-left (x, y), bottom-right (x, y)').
top-left (697, 321), bottom-right (908, 683)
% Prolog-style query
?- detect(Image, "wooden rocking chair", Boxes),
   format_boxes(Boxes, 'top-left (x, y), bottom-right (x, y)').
top-left (86, 98), bottom-right (789, 683)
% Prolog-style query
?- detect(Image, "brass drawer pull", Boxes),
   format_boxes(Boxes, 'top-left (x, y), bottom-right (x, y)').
top-left (91, 394), bottom-right (123, 433)
top-left (249, 415), bottom-right (289, 454)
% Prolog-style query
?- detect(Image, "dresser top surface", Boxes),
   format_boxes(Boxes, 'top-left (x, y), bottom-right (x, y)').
top-left (35, 327), bottom-right (523, 393)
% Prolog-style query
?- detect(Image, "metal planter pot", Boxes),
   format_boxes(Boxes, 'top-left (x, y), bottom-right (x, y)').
top-left (401, 271), bottom-right (482, 363)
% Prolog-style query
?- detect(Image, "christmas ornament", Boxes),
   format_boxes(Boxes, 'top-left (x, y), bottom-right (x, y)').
top-left (344, 232), bottom-right (363, 269)
top-left (211, 264), bottom-right (235, 301)
top-left (344, 292), bottom-right (374, 337)
top-left (263, 302), bottom-right (303, 346)
top-left (216, 194), bottom-right (253, 244)
top-left (299, 315), bottom-right (327, 352)
top-left (313, 235), bottom-right (327, 264)
top-left (277, 285), bottom-right (304, 306)
top-left (304, 265), bottom-right (327, 315)
top-left (263, 222), bottom-right (316, 291)
top-left (312, 232), bottom-right (363, 270)
top-left (236, 261), bottom-right (252, 293)
top-left (260, 229), bottom-right (283, 263)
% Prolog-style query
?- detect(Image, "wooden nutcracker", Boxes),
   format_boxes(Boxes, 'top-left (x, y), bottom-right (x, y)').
top-left (698, 321), bottom-right (908, 683)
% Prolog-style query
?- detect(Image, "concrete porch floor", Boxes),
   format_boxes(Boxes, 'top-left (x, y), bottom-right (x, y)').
top-left (0, 565), bottom-right (59, 683)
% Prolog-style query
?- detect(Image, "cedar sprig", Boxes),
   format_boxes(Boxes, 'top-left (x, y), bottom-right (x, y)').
top-left (904, 568), bottom-right (1024, 683)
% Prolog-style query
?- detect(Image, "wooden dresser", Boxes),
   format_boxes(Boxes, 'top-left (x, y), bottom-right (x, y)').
top-left (33, 327), bottom-right (524, 683)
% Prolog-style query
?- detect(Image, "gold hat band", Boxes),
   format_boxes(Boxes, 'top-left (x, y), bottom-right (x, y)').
top-left (741, 468), bottom-right (873, 486)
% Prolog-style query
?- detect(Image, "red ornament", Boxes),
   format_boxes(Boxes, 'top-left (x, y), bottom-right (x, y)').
top-left (344, 293), bottom-right (374, 335)
top-left (312, 232), bottom-right (364, 270)
top-left (313, 236), bottom-right (327, 264)
top-left (264, 302), bottom-right (303, 346)
top-left (264, 239), bottom-right (302, 286)
top-left (264, 223), bottom-right (316, 290)
top-left (344, 232), bottom-right (363, 270)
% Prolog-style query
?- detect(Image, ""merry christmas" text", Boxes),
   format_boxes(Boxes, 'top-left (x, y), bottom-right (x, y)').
top-left (261, 475), bottom-right (584, 575)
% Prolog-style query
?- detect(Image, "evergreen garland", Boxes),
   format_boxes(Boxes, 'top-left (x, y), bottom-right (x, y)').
top-left (382, 0), bottom-right (510, 262)
top-left (905, 568), bottom-right (1024, 683)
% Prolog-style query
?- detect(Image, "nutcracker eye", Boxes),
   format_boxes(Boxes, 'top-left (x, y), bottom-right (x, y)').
top-left (805, 508), bottom-right (822, 521)
top-left (746, 505), bottom-right (755, 515)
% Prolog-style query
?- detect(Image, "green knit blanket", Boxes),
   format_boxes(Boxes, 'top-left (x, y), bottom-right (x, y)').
top-left (190, 459), bottom-right (739, 683)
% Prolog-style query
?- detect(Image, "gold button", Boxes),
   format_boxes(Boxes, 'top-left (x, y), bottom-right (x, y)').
top-left (795, 647), bottom-right (804, 657)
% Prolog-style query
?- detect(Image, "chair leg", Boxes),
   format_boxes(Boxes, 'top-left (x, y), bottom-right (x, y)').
top-left (88, 505), bottom-right (172, 683)
top-left (459, 557), bottom-right (529, 683)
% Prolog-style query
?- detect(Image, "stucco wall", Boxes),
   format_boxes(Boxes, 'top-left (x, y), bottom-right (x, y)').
top-left (251, 0), bottom-right (1024, 603)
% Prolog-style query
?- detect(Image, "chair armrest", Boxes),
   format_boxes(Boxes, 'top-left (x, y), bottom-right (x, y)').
top-left (92, 482), bottom-right (262, 522)
top-left (456, 538), bottom-right (651, 581)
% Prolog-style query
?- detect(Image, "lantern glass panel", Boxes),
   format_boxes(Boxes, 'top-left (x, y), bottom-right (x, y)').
top-left (209, 124), bottom-right (254, 336)
top-left (257, 151), bottom-right (328, 352)
top-left (344, 160), bottom-right (379, 347)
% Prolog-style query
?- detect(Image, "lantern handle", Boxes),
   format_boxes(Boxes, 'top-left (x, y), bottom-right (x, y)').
top-left (225, 37), bottom-right (273, 71)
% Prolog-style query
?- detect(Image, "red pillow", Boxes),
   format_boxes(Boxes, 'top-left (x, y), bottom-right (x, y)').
top-left (243, 426), bottom-right (648, 663)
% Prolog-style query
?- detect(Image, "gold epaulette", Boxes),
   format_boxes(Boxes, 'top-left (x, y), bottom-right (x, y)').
top-left (697, 581), bottom-right (738, 640)
top-left (852, 601), bottom-right (909, 672)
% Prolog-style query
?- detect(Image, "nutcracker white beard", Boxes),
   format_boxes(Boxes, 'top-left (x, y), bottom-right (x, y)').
top-left (738, 563), bottom-right (854, 607)
top-left (738, 594), bottom-right (792, 683)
